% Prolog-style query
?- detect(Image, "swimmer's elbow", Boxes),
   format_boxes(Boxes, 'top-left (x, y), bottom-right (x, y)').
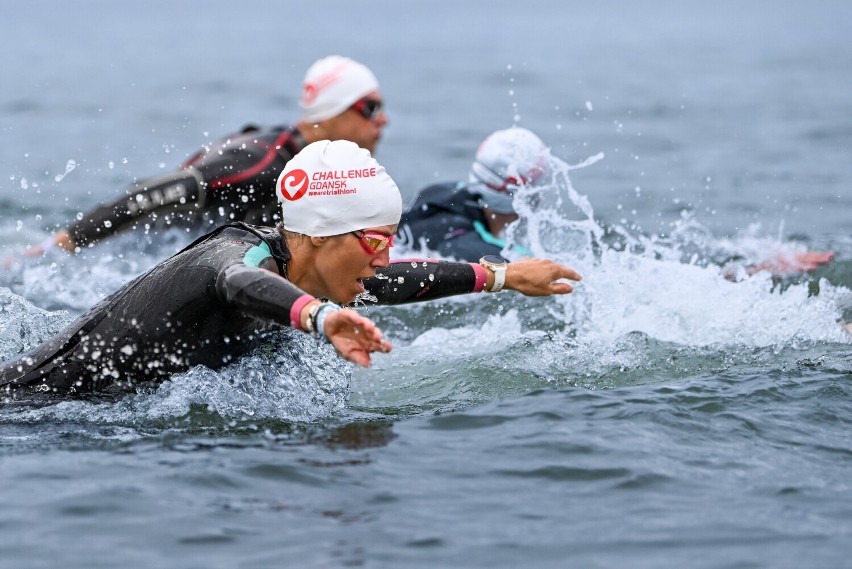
top-left (215, 265), bottom-right (261, 304)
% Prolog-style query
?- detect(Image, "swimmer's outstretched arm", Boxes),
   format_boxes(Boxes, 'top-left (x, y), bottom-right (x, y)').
top-left (364, 257), bottom-right (581, 305)
top-left (4, 169), bottom-right (206, 264)
top-left (749, 250), bottom-right (834, 276)
top-left (722, 251), bottom-right (835, 281)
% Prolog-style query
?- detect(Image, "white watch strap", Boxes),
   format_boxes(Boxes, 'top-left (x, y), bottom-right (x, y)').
top-left (488, 265), bottom-right (506, 293)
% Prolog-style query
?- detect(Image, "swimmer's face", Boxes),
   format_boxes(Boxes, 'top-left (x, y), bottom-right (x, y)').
top-left (320, 90), bottom-right (388, 154)
top-left (314, 224), bottom-right (397, 304)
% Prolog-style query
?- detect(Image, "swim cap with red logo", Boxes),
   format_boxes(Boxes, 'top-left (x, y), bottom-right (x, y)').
top-left (277, 140), bottom-right (402, 237)
top-left (468, 127), bottom-right (550, 215)
top-left (300, 56), bottom-right (379, 123)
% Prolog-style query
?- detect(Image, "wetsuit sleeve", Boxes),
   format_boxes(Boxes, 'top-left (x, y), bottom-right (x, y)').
top-left (67, 169), bottom-right (204, 248)
top-left (67, 128), bottom-right (296, 248)
top-left (215, 258), bottom-right (315, 331)
top-left (363, 260), bottom-right (488, 305)
top-left (189, 129), bottom-right (297, 226)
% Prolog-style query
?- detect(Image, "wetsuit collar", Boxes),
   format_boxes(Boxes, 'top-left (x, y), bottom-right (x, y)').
top-left (471, 219), bottom-right (532, 256)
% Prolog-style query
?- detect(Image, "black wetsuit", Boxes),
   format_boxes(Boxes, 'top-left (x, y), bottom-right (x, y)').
top-left (0, 223), bottom-right (484, 399)
top-left (67, 125), bottom-right (306, 247)
top-left (397, 182), bottom-right (503, 262)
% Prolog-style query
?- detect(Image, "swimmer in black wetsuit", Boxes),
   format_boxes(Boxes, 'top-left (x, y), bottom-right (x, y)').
top-left (8, 55), bottom-right (389, 259)
top-left (398, 127), bottom-right (549, 262)
top-left (0, 141), bottom-right (582, 400)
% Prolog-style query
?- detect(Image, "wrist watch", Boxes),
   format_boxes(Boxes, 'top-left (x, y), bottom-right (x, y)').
top-left (479, 255), bottom-right (509, 293)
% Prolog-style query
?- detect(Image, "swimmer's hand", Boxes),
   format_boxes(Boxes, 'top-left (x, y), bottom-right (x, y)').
top-left (2, 231), bottom-right (76, 268)
top-left (2, 244), bottom-right (49, 269)
top-left (322, 308), bottom-right (392, 367)
top-left (503, 258), bottom-right (583, 297)
top-left (750, 250), bottom-right (834, 276)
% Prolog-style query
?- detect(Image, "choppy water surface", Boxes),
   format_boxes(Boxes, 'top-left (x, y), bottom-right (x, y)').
top-left (1, 1), bottom-right (851, 568)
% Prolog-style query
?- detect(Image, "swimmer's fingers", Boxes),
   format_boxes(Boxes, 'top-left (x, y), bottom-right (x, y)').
top-left (753, 250), bottom-right (835, 275)
top-left (794, 251), bottom-right (834, 270)
top-left (324, 309), bottom-right (392, 367)
top-left (2, 246), bottom-right (43, 269)
top-left (504, 258), bottom-right (583, 297)
top-left (2, 232), bottom-right (77, 269)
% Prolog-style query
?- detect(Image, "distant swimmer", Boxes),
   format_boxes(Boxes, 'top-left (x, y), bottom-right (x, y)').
top-left (398, 127), bottom-right (834, 277)
top-left (4, 55), bottom-right (389, 265)
top-left (398, 127), bottom-right (548, 262)
top-left (0, 140), bottom-right (582, 400)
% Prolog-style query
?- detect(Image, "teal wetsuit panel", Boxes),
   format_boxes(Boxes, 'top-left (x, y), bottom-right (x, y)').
top-left (243, 241), bottom-right (272, 267)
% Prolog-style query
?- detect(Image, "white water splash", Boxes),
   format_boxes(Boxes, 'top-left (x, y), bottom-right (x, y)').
top-left (0, 288), bottom-right (73, 359)
top-left (2, 329), bottom-right (351, 425)
top-left (53, 159), bottom-right (77, 183)
top-left (498, 152), bottom-right (851, 349)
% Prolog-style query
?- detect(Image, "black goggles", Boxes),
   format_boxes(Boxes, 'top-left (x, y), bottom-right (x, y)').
top-left (350, 98), bottom-right (384, 120)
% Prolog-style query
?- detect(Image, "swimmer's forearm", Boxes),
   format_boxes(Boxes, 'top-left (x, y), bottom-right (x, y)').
top-left (366, 260), bottom-right (485, 304)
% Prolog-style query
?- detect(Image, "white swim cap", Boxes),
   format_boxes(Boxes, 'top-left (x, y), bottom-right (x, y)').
top-left (300, 56), bottom-right (379, 123)
top-left (277, 140), bottom-right (402, 236)
top-left (468, 127), bottom-right (550, 214)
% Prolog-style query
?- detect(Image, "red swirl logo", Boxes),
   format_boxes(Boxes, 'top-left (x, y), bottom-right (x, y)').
top-left (279, 169), bottom-right (309, 201)
top-left (301, 83), bottom-right (318, 105)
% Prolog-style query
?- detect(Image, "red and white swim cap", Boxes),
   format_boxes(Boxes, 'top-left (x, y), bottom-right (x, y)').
top-left (300, 56), bottom-right (379, 123)
top-left (277, 140), bottom-right (402, 236)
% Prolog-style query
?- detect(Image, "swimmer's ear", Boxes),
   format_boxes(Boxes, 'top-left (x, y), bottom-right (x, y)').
top-left (310, 236), bottom-right (327, 247)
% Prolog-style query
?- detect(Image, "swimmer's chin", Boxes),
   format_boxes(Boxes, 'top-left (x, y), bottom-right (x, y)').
top-left (336, 279), bottom-right (366, 305)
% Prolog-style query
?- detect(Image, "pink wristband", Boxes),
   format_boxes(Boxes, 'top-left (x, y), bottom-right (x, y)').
top-left (470, 263), bottom-right (488, 292)
top-left (289, 294), bottom-right (316, 331)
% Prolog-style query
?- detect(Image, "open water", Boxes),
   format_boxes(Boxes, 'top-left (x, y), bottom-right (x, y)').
top-left (1, 1), bottom-right (851, 568)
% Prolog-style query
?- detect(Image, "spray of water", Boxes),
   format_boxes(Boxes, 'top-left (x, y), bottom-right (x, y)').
top-left (1, 329), bottom-right (351, 427)
top-left (1, 150), bottom-right (849, 425)
top-left (499, 150), bottom-right (851, 348)
top-left (360, 149), bottom-right (851, 414)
